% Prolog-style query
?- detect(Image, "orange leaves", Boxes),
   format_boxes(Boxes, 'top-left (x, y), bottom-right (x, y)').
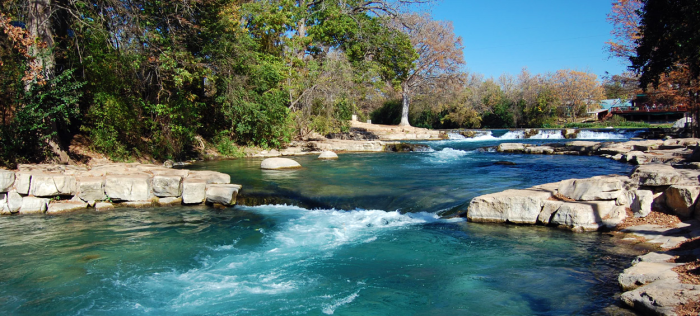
top-left (607, 0), bottom-right (642, 59)
top-left (0, 13), bottom-right (46, 85)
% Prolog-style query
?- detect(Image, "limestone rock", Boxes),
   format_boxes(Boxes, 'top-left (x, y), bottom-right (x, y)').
top-left (565, 141), bottom-right (601, 153)
top-left (7, 190), bottom-right (22, 213)
top-left (621, 279), bottom-right (700, 316)
top-left (157, 197), bottom-right (182, 206)
top-left (0, 170), bottom-right (14, 192)
top-left (260, 158), bottom-right (302, 170)
top-left (537, 200), bottom-right (562, 224)
top-left (664, 185), bottom-right (700, 218)
top-left (467, 187), bottom-right (553, 224)
top-left (524, 146), bottom-right (554, 154)
top-left (182, 179), bottom-right (206, 204)
top-left (318, 151), bottom-right (339, 160)
top-left (0, 193), bottom-right (8, 215)
top-left (631, 165), bottom-right (682, 186)
top-left (549, 200), bottom-right (619, 231)
top-left (152, 175), bottom-right (182, 197)
top-left (77, 177), bottom-right (106, 202)
top-left (557, 177), bottom-right (623, 201)
top-left (496, 143), bottom-right (525, 153)
top-left (627, 189), bottom-right (654, 217)
top-left (618, 261), bottom-right (681, 291)
top-left (562, 129), bottom-right (579, 139)
top-left (47, 201), bottom-right (89, 214)
top-left (20, 197), bottom-right (49, 214)
top-left (205, 184), bottom-right (242, 206)
top-left (187, 171), bottom-right (231, 184)
top-left (597, 143), bottom-right (632, 155)
top-left (94, 202), bottom-right (114, 211)
top-left (29, 174), bottom-right (77, 197)
top-left (120, 201), bottom-right (154, 208)
top-left (105, 175), bottom-right (152, 202)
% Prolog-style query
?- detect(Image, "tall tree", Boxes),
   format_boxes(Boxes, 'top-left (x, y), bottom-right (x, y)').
top-left (392, 13), bottom-right (464, 126)
top-left (631, 0), bottom-right (700, 135)
top-left (550, 69), bottom-right (604, 121)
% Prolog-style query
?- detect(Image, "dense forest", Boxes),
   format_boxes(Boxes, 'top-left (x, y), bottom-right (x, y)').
top-left (0, 0), bottom-right (645, 166)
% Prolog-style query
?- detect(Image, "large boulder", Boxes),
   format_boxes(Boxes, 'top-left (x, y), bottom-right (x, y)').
top-left (467, 187), bottom-right (554, 224)
top-left (187, 171), bottom-right (231, 184)
top-left (549, 201), bottom-right (623, 231)
top-left (29, 174), bottom-right (77, 197)
top-left (20, 197), bottom-right (49, 214)
top-left (105, 175), bottom-right (152, 201)
top-left (77, 177), bottom-right (106, 202)
top-left (497, 143), bottom-right (525, 153)
top-left (664, 185), bottom-right (700, 218)
top-left (557, 177), bottom-right (623, 201)
top-left (205, 184), bottom-right (242, 206)
top-left (261, 158), bottom-right (302, 170)
top-left (182, 179), bottom-right (207, 204)
top-left (627, 189), bottom-right (654, 217)
top-left (152, 175), bottom-right (182, 197)
top-left (630, 165), bottom-right (682, 186)
top-left (0, 170), bottom-right (14, 192)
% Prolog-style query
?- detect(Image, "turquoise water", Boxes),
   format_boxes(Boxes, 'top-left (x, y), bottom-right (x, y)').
top-left (0, 135), bottom-right (643, 315)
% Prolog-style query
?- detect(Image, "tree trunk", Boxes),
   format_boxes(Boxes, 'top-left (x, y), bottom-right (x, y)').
top-left (27, 0), bottom-right (70, 164)
top-left (399, 88), bottom-right (410, 126)
top-left (27, 0), bottom-right (55, 81)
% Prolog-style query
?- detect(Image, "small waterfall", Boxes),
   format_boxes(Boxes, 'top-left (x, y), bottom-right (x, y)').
top-left (445, 129), bottom-right (642, 141)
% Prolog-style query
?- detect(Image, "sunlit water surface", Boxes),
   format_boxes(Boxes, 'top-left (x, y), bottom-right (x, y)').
top-left (0, 133), bottom-right (645, 315)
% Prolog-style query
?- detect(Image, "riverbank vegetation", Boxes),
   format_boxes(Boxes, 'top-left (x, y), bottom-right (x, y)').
top-left (0, 0), bottom-right (692, 166)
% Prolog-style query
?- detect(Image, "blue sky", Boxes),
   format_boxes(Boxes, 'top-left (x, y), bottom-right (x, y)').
top-left (429, 0), bottom-right (628, 80)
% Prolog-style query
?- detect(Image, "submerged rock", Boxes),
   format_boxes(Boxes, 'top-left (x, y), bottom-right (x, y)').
top-left (318, 151), bottom-right (339, 160)
top-left (383, 143), bottom-right (431, 152)
top-left (260, 158), bottom-right (302, 170)
top-left (493, 161), bottom-right (516, 166)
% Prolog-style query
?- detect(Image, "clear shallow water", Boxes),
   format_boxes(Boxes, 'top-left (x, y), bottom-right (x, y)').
top-left (0, 133), bottom-right (643, 315)
top-left (190, 135), bottom-right (633, 213)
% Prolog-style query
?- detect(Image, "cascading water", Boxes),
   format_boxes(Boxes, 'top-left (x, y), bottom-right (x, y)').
top-left (447, 129), bottom-right (641, 141)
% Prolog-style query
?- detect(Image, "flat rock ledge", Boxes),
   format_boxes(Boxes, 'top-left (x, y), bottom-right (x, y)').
top-left (495, 138), bottom-right (700, 166)
top-left (618, 221), bottom-right (700, 315)
top-left (0, 163), bottom-right (242, 215)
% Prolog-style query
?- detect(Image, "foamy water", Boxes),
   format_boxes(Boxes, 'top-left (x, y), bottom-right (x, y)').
top-left (131, 206), bottom-right (454, 314)
top-left (447, 129), bottom-right (639, 141)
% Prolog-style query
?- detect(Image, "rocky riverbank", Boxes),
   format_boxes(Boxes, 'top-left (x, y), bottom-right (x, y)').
top-left (467, 137), bottom-right (700, 315)
top-left (0, 163), bottom-right (241, 215)
top-left (494, 138), bottom-right (700, 166)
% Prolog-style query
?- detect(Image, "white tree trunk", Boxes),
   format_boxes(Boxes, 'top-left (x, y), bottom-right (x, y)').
top-left (399, 88), bottom-right (411, 126)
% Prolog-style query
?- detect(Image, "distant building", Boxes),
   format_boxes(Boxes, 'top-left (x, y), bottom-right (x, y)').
top-left (591, 98), bottom-right (688, 122)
